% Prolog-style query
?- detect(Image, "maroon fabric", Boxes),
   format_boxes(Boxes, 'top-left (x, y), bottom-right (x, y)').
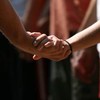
top-left (49, 0), bottom-right (99, 98)
top-left (50, 0), bottom-right (90, 37)
top-left (65, 0), bottom-right (90, 32)
top-left (50, 0), bottom-right (97, 84)
top-left (71, 48), bottom-right (99, 83)
top-left (50, 0), bottom-right (69, 39)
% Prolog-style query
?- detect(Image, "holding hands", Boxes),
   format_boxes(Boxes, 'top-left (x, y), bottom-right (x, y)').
top-left (29, 32), bottom-right (72, 61)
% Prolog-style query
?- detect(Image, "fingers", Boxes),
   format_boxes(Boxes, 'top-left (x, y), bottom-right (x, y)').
top-left (46, 40), bottom-right (72, 61)
top-left (32, 34), bottom-right (53, 50)
top-left (28, 33), bottom-right (72, 61)
top-left (27, 32), bottom-right (42, 44)
top-left (43, 35), bottom-right (56, 48)
top-left (50, 47), bottom-right (71, 61)
top-left (44, 41), bottom-right (54, 47)
top-left (51, 50), bottom-right (71, 61)
top-left (32, 55), bottom-right (42, 60)
top-left (36, 38), bottom-right (53, 51)
top-left (30, 32), bottom-right (42, 37)
top-left (33, 34), bottom-right (48, 46)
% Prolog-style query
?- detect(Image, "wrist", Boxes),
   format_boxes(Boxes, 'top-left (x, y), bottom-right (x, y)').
top-left (64, 40), bottom-right (73, 54)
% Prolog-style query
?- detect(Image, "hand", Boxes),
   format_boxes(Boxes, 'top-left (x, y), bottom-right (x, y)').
top-left (30, 32), bottom-right (71, 61)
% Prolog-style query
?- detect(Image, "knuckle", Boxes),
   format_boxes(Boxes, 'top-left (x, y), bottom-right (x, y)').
top-left (42, 34), bottom-right (47, 37)
top-left (50, 35), bottom-right (54, 38)
top-left (50, 35), bottom-right (54, 37)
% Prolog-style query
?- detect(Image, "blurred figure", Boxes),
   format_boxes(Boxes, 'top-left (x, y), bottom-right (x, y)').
top-left (11, 1), bottom-right (99, 100)
top-left (71, 0), bottom-right (99, 100)
top-left (11, 0), bottom-right (37, 100)
top-left (0, 0), bottom-right (38, 100)
top-left (0, 0), bottom-right (23, 100)
top-left (49, 0), bottom-right (99, 100)
top-left (96, 0), bottom-right (100, 99)
top-left (12, 0), bottom-right (49, 100)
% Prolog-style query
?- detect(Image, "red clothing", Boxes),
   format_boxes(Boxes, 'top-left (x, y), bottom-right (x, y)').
top-left (50, 0), bottom-right (69, 39)
top-left (50, 0), bottom-right (99, 98)
top-left (50, 0), bottom-right (90, 38)
top-left (65, 0), bottom-right (90, 32)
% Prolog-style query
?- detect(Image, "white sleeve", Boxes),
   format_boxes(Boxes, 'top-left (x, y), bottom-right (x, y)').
top-left (97, 0), bottom-right (100, 20)
top-left (97, 0), bottom-right (100, 57)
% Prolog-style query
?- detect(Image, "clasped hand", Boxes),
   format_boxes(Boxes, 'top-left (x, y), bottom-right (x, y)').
top-left (28, 32), bottom-right (71, 61)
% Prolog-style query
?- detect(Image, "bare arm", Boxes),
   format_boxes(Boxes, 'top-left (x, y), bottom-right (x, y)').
top-left (79, 0), bottom-right (96, 31)
top-left (0, 0), bottom-right (35, 54)
top-left (67, 20), bottom-right (100, 52)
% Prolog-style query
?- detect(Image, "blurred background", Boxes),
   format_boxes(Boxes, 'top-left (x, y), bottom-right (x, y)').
top-left (0, 0), bottom-right (99, 100)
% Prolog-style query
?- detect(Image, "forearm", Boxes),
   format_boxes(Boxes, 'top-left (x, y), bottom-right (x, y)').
top-left (79, 0), bottom-right (96, 31)
top-left (67, 21), bottom-right (100, 52)
top-left (0, 0), bottom-right (34, 54)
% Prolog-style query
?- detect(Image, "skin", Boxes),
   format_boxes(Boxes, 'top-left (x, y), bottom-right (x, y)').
top-left (67, 20), bottom-right (100, 52)
top-left (0, 0), bottom-right (35, 54)
top-left (31, 32), bottom-right (71, 61)
top-left (0, 0), bottom-right (69, 61)
top-left (30, 0), bottom-right (99, 65)
top-left (18, 0), bottom-right (47, 61)
top-left (31, 20), bottom-right (100, 61)
top-left (71, 0), bottom-right (98, 83)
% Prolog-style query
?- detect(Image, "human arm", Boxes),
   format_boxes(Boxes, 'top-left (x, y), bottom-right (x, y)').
top-left (18, 0), bottom-right (48, 61)
top-left (30, 20), bottom-right (100, 60)
top-left (0, 0), bottom-right (71, 61)
top-left (71, 0), bottom-right (99, 83)
top-left (30, 20), bottom-right (100, 61)
top-left (30, 32), bottom-right (71, 61)
top-left (31, 20), bottom-right (100, 61)
top-left (66, 20), bottom-right (100, 52)
top-left (78, 0), bottom-right (96, 31)
top-left (0, 0), bottom-right (39, 55)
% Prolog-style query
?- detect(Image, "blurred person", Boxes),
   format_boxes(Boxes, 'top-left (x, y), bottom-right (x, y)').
top-left (0, 1), bottom-right (62, 100)
top-left (0, 0), bottom-right (34, 100)
top-left (31, 20), bottom-right (100, 100)
top-left (30, 18), bottom-right (100, 99)
top-left (96, 0), bottom-right (100, 99)
top-left (12, 0), bottom-right (50, 100)
top-left (8, 0), bottom-right (99, 99)
top-left (21, 1), bottom-right (50, 100)
top-left (16, 1), bottom-right (71, 100)
top-left (31, 0), bottom-right (99, 100)
top-left (11, 0), bottom-right (37, 100)
top-left (48, 0), bottom-right (99, 100)
top-left (70, 0), bottom-right (99, 100)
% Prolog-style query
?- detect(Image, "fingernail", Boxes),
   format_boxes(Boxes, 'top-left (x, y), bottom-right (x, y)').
top-left (33, 41), bottom-right (37, 46)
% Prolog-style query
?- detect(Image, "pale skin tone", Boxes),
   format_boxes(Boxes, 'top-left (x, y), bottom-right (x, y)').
top-left (31, 20), bottom-right (100, 61)
top-left (2, 0), bottom-right (100, 61)
top-left (30, 32), bottom-right (71, 61)
top-left (71, 0), bottom-right (97, 82)
top-left (67, 20), bottom-right (100, 51)
top-left (0, 0), bottom-right (69, 61)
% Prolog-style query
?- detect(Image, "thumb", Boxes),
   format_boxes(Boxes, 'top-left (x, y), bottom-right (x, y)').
top-left (32, 54), bottom-right (42, 60)
top-left (30, 32), bottom-right (42, 38)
